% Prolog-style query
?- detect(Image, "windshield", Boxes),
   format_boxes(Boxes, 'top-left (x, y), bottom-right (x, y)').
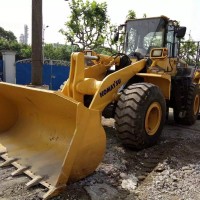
top-left (125, 18), bottom-right (166, 56)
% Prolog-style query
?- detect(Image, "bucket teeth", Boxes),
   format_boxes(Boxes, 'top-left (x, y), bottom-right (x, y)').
top-left (0, 156), bottom-right (18, 167)
top-left (26, 176), bottom-right (44, 188)
top-left (11, 166), bottom-right (30, 176)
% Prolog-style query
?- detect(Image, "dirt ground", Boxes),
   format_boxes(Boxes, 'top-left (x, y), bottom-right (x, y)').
top-left (0, 110), bottom-right (200, 200)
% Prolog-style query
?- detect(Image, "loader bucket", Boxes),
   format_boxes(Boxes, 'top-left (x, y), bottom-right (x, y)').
top-left (0, 82), bottom-right (106, 199)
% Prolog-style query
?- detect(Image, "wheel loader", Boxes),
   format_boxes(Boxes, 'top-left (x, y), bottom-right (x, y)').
top-left (0, 16), bottom-right (199, 199)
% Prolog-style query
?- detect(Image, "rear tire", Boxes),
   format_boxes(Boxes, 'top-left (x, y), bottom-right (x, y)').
top-left (115, 83), bottom-right (166, 150)
top-left (174, 83), bottom-right (200, 125)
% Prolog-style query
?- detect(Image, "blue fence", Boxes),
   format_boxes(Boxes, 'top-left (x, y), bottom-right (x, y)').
top-left (16, 62), bottom-right (70, 90)
top-left (0, 60), bottom-right (3, 80)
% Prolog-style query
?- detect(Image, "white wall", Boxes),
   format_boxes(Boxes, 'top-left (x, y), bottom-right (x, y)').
top-left (1, 51), bottom-right (16, 83)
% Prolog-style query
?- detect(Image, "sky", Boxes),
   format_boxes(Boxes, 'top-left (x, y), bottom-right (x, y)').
top-left (0, 0), bottom-right (199, 44)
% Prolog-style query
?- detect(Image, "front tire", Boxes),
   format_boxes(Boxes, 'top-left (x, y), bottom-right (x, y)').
top-left (115, 83), bottom-right (166, 150)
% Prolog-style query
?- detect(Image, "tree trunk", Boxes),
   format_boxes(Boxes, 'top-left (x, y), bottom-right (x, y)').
top-left (31, 0), bottom-right (43, 85)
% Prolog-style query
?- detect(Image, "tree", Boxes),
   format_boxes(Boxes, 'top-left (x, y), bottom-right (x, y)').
top-left (18, 44), bottom-right (32, 59)
top-left (103, 24), bottom-right (124, 53)
top-left (0, 27), bottom-right (17, 41)
top-left (126, 10), bottom-right (136, 20)
top-left (43, 44), bottom-right (77, 61)
top-left (60, 0), bottom-right (109, 50)
top-left (179, 39), bottom-right (198, 66)
top-left (0, 37), bottom-right (32, 60)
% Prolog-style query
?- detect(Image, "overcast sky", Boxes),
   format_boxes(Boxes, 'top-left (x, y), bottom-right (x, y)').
top-left (0, 0), bottom-right (199, 44)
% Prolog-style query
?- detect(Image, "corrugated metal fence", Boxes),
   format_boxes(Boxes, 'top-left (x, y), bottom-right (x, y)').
top-left (16, 59), bottom-right (70, 90)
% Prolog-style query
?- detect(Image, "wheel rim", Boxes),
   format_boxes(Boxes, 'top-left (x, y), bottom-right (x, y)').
top-left (145, 102), bottom-right (162, 136)
top-left (193, 94), bottom-right (200, 115)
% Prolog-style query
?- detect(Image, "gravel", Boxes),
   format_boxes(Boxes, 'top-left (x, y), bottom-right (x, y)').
top-left (0, 112), bottom-right (200, 200)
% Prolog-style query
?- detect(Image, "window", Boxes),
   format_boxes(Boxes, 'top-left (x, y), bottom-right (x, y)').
top-left (125, 18), bottom-right (166, 56)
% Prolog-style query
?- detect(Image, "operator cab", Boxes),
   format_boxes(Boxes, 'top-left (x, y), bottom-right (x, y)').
top-left (115, 16), bottom-right (186, 59)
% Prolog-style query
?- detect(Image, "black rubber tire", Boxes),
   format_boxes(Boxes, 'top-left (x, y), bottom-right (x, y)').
top-left (174, 83), bottom-right (200, 125)
top-left (115, 83), bottom-right (166, 150)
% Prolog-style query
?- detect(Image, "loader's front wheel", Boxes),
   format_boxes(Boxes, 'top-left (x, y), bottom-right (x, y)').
top-left (115, 83), bottom-right (166, 150)
top-left (174, 83), bottom-right (200, 125)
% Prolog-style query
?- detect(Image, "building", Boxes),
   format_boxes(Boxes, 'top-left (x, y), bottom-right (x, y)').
top-left (19, 25), bottom-right (29, 44)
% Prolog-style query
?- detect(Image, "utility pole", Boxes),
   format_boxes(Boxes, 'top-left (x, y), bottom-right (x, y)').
top-left (31, 0), bottom-right (43, 85)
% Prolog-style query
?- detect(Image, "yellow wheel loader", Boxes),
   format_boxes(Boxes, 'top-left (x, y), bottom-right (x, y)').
top-left (0, 16), bottom-right (200, 199)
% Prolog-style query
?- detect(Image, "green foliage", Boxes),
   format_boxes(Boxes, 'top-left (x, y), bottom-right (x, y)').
top-left (94, 46), bottom-right (113, 55)
top-left (60, 0), bottom-right (134, 54)
top-left (0, 27), bottom-right (17, 41)
top-left (43, 43), bottom-right (79, 61)
top-left (0, 37), bottom-right (32, 60)
top-left (0, 36), bottom-right (76, 61)
top-left (0, 27), bottom-right (31, 60)
top-left (126, 10), bottom-right (136, 20)
top-left (60, 0), bottom-right (109, 50)
top-left (104, 24), bottom-right (124, 53)
top-left (0, 27), bottom-right (19, 51)
top-left (0, 38), bottom-right (18, 50)
top-left (143, 13), bottom-right (147, 18)
top-left (179, 39), bottom-right (199, 66)
top-left (18, 44), bottom-right (32, 59)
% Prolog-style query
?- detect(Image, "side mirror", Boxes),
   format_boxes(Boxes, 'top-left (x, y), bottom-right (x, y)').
top-left (176, 27), bottom-right (186, 38)
top-left (114, 32), bottom-right (119, 42)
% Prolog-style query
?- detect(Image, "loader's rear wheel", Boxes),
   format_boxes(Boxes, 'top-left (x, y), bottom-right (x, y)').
top-left (174, 83), bottom-right (200, 125)
top-left (115, 83), bottom-right (166, 150)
